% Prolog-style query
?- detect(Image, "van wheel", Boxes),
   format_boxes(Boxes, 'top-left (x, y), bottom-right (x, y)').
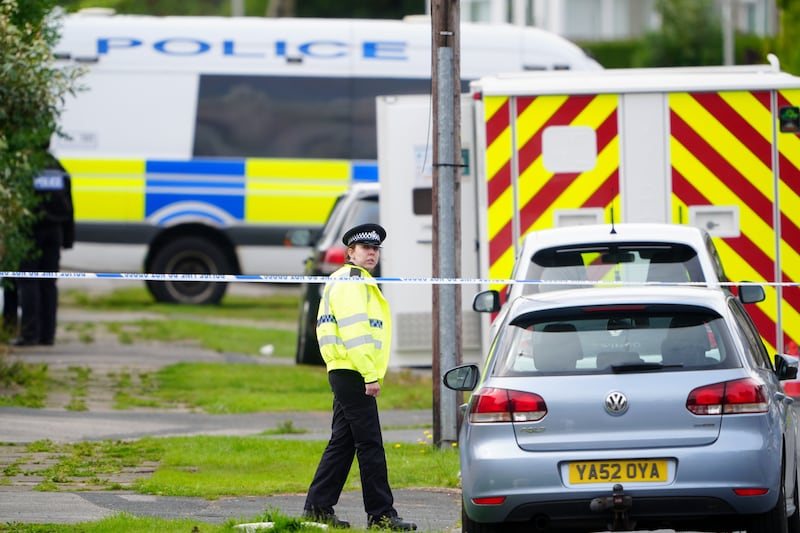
top-left (146, 237), bottom-right (231, 305)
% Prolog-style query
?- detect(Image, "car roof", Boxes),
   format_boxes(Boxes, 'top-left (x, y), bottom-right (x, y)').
top-left (519, 223), bottom-right (709, 249)
top-left (507, 285), bottom-right (731, 317)
top-left (347, 181), bottom-right (380, 197)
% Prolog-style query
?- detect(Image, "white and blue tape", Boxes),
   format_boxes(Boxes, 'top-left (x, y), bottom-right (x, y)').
top-left (0, 271), bottom-right (795, 288)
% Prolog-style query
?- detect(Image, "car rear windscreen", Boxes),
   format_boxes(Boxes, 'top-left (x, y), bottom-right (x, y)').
top-left (523, 243), bottom-right (705, 293)
top-left (492, 305), bottom-right (737, 376)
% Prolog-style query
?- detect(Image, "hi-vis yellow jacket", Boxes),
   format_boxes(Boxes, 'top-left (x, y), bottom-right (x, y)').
top-left (316, 264), bottom-right (392, 384)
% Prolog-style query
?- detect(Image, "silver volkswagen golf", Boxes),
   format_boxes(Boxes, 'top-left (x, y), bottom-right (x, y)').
top-left (445, 285), bottom-right (800, 533)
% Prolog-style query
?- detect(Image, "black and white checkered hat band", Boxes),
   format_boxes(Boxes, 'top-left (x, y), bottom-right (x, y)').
top-left (347, 230), bottom-right (381, 245)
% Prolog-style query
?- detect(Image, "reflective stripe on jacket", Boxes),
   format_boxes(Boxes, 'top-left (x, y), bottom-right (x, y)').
top-left (316, 264), bottom-right (392, 384)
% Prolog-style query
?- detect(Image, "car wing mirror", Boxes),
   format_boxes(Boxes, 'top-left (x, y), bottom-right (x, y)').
top-left (283, 229), bottom-right (317, 248)
top-left (775, 353), bottom-right (799, 381)
top-left (473, 290), bottom-right (500, 313)
top-left (738, 284), bottom-right (765, 304)
top-left (443, 364), bottom-right (480, 391)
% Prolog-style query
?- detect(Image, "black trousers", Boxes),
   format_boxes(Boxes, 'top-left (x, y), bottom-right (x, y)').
top-left (2, 279), bottom-right (18, 330)
top-left (17, 224), bottom-right (63, 344)
top-left (304, 369), bottom-right (396, 519)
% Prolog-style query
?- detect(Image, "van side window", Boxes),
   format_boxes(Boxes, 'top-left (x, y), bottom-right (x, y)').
top-left (193, 75), bottom-right (432, 160)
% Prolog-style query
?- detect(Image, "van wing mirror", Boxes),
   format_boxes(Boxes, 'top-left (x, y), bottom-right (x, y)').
top-left (443, 364), bottom-right (480, 391)
top-left (473, 290), bottom-right (501, 313)
top-left (738, 284), bottom-right (765, 304)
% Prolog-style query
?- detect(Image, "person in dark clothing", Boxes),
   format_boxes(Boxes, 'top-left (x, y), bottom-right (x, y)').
top-left (13, 153), bottom-right (75, 346)
top-left (2, 280), bottom-right (18, 334)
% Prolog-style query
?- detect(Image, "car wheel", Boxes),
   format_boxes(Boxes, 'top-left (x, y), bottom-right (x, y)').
top-left (295, 284), bottom-right (323, 365)
top-left (748, 476), bottom-right (789, 533)
top-left (789, 475), bottom-right (800, 533)
top-left (461, 501), bottom-right (501, 533)
top-left (146, 237), bottom-right (231, 305)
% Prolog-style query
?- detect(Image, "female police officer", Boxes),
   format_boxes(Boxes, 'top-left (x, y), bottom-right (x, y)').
top-left (303, 223), bottom-right (416, 531)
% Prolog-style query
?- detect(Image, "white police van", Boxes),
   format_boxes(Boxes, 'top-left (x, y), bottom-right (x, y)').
top-left (53, 11), bottom-right (601, 304)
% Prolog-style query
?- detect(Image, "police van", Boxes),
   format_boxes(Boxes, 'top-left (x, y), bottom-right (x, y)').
top-left (53, 11), bottom-right (602, 304)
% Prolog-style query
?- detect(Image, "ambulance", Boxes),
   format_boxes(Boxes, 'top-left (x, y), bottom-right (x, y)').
top-left (51, 10), bottom-right (601, 304)
top-left (376, 57), bottom-right (800, 367)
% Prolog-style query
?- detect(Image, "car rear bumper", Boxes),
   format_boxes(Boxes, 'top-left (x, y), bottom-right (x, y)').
top-left (491, 495), bottom-right (744, 531)
top-left (461, 431), bottom-right (782, 526)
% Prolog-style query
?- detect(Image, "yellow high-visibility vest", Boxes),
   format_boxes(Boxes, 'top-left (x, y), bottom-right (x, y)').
top-left (316, 264), bottom-right (392, 384)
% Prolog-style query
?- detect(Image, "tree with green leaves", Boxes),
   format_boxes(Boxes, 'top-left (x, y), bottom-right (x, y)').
top-left (777, 0), bottom-right (800, 75)
top-left (632, 0), bottom-right (723, 67)
top-left (0, 0), bottom-right (83, 272)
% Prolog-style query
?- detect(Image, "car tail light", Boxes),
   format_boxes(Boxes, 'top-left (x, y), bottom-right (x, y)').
top-left (472, 496), bottom-right (506, 505)
top-left (469, 388), bottom-right (547, 423)
top-left (733, 488), bottom-right (769, 496)
top-left (320, 246), bottom-right (346, 273)
top-left (686, 378), bottom-right (768, 415)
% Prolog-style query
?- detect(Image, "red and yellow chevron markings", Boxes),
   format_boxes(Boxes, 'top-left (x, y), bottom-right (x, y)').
top-left (671, 89), bottom-right (800, 352)
top-left (483, 93), bottom-right (620, 294)
top-left (777, 89), bottom-right (800, 354)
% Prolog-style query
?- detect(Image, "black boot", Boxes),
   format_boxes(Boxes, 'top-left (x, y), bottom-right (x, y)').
top-left (302, 510), bottom-right (351, 528)
top-left (368, 515), bottom-right (417, 531)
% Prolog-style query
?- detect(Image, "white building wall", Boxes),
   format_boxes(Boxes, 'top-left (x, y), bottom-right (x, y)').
top-left (453, 0), bottom-right (777, 41)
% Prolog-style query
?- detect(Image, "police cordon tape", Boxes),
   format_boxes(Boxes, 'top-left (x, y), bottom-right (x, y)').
top-left (1, 271), bottom-right (799, 288)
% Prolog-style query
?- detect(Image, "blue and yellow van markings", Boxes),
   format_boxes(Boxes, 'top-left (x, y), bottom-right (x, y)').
top-left (62, 157), bottom-right (378, 227)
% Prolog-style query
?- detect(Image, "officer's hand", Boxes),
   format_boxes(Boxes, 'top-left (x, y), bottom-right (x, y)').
top-left (365, 381), bottom-right (381, 398)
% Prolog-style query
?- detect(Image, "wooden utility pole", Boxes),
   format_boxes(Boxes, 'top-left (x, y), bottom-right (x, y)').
top-left (430, 0), bottom-right (461, 448)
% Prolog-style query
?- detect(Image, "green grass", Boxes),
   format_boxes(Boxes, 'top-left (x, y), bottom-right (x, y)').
top-left (4, 285), bottom-right (436, 413)
top-left (60, 286), bottom-right (301, 323)
top-left (0, 512), bottom-right (332, 532)
top-left (0, 514), bottom-right (234, 533)
top-left (2, 435), bottom-right (460, 498)
top-left (60, 284), bottom-right (300, 357)
top-left (0, 356), bottom-right (48, 408)
top-left (137, 435), bottom-right (458, 498)
top-left (148, 363), bottom-right (432, 413)
top-left (104, 318), bottom-right (296, 357)
top-left (0, 509), bottom-right (420, 532)
top-left (1, 358), bottom-right (433, 413)
top-left (0, 286), bottom-right (457, 532)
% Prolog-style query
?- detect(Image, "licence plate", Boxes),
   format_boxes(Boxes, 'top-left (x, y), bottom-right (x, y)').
top-left (568, 460), bottom-right (668, 484)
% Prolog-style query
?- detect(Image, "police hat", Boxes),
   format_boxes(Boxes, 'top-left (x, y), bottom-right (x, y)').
top-left (342, 223), bottom-right (386, 247)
